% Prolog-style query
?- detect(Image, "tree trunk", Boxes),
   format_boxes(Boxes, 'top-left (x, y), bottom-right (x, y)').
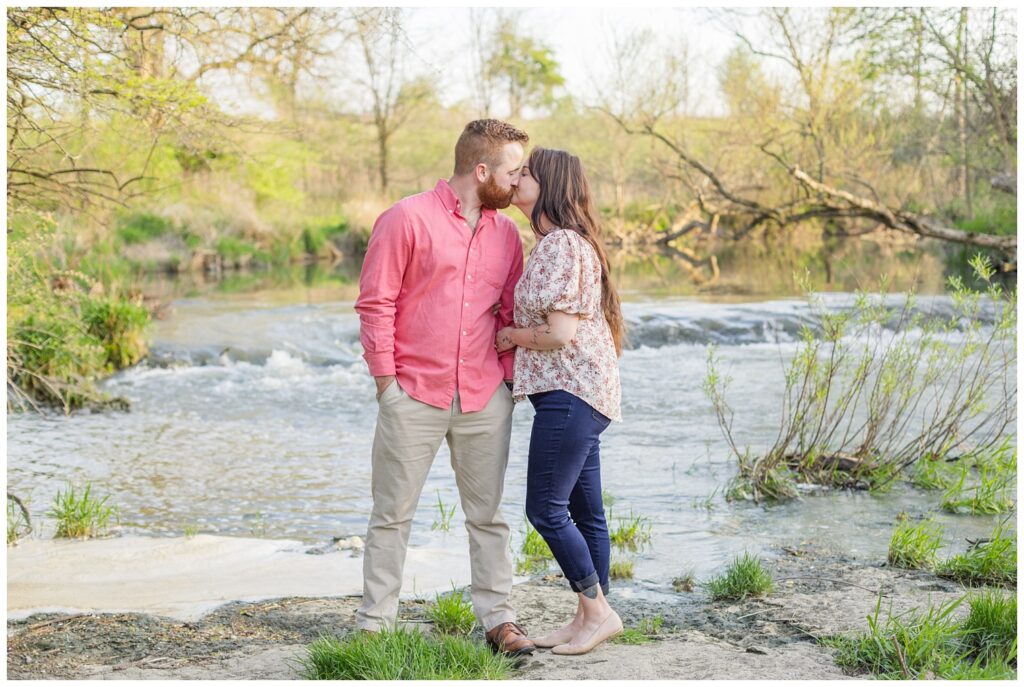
top-left (377, 125), bottom-right (389, 195)
top-left (955, 8), bottom-right (972, 218)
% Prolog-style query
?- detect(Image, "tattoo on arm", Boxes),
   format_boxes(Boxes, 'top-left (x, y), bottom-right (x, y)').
top-left (530, 323), bottom-right (551, 347)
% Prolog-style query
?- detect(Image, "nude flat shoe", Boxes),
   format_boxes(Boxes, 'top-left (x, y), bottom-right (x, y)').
top-left (533, 627), bottom-right (577, 649)
top-left (550, 610), bottom-right (622, 655)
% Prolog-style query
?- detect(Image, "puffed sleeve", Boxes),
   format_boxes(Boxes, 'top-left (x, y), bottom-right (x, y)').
top-left (526, 230), bottom-right (601, 319)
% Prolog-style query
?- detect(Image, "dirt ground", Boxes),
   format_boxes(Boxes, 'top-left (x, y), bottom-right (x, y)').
top-left (6, 540), bottom-right (975, 680)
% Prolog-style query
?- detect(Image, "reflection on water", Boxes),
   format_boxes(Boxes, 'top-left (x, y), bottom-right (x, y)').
top-left (6, 237), bottom-right (1014, 592)
top-left (134, 234), bottom-right (971, 306)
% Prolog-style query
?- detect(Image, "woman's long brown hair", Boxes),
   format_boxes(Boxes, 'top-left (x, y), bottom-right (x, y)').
top-left (526, 147), bottom-right (627, 356)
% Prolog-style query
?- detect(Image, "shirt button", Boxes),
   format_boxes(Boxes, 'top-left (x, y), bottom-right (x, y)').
top-left (462, 330), bottom-right (467, 335)
top-left (468, 275), bottom-right (473, 280)
top-left (464, 302), bottom-right (469, 307)
top-left (459, 358), bottom-right (464, 363)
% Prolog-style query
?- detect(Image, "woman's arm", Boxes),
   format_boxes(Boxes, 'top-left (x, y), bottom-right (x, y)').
top-left (496, 311), bottom-right (580, 352)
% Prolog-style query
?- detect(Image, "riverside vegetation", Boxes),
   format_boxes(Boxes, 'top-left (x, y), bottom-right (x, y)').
top-left (704, 255), bottom-right (1016, 504)
top-left (299, 585), bottom-right (512, 679)
top-left (7, 481), bottom-right (118, 543)
top-left (822, 590), bottom-right (1017, 679)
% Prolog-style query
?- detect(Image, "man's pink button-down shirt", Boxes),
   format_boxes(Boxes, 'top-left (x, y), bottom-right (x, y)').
top-left (355, 179), bottom-right (525, 413)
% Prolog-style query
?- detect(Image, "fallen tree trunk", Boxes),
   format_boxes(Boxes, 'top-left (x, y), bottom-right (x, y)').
top-left (789, 168), bottom-right (1017, 253)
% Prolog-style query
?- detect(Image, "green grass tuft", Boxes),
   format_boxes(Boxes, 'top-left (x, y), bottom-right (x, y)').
top-left (823, 593), bottom-right (964, 679)
top-left (609, 558), bottom-right (635, 580)
top-left (672, 570), bottom-right (696, 592)
top-left (425, 587), bottom-right (476, 637)
top-left (705, 552), bottom-right (774, 601)
top-left (299, 626), bottom-right (515, 680)
top-left (430, 491), bottom-right (456, 532)
top-left (515, 519), bottom-right (554, 575)
top-left (936, 520), bottom-right (1016, 587)
top-left (607, 508), bottom-right (652, 550)
top-left (939, 446), bottom-right (1016, 514)
top-left (911, 457), bottom-right (961, 490)
top-left (611, 615), bottom-right (664, 644)
top-left (47, 483), bottom-right (118, 538)
top-left (958, 590), bottom-right (1017, 663)
top-left (887, 515), bottom-right (944, 569)
top-left (823, 590), bottom-right (1017, 679)
top-left (611, 628), bottom-right (652, 644)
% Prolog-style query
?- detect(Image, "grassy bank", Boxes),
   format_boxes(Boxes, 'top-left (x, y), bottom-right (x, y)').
top-left (6, 205), bottom-right (373, 414)
top-left (7, 215), bottom-right (150, 412)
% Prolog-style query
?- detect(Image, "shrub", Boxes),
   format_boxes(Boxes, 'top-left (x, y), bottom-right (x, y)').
top-left (116, 213), bottom-right (173, 244)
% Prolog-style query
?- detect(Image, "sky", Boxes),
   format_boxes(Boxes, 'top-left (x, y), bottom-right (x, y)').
top-left (209, 6), bottom-right (746, 119)
top-left (401, 6), bottom-right (739, 116)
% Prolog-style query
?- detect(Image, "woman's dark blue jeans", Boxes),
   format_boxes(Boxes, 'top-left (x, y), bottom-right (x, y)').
top-left (526, 389), bottom-right (612, 597)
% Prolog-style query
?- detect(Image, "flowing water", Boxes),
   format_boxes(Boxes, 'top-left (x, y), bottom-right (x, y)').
top-left (6, 246), bottom-right (1014, 596)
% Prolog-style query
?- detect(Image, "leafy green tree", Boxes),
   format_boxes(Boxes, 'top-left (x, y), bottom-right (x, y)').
top-left (484, 17), bottom-right (564, 119)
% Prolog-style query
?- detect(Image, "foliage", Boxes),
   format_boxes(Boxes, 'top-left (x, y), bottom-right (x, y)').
top-left (940, 440), bottom-right (1016, 514)
top-left (958, 590), bottom-right (1017, 664)
top-left (936, 519), bottom-right (1017, 587)
top-left (516, 519), bottom-right (554, 575)
top-left (705, 552), bottom-right (774, 601)
top-left (483, 16), bottom-right (565, 118)
top-left (823, 590), bottom-right (1017, 679)
top-left (7, 217), bottom-right (146, 412)
top-left (7, 494), bottom-right (32, 544)
top-left (48, 483), bottom-right (118, 538)
top-left (611, 615), bottom-right (664, 645)
top-left (116, 213), bottom-right (174, 244)
top-left (607, 508), bottom-right (652, 550)
top-left (706, 257), bottom-right (1016, 502)
top-left (887, 515), bottom-right (944, 569)
top-left (430, 491), bottom-right (456, 533)
top-left (81, 296), bottom-right (149, 371)
top-left (424, 587), bottom-right (476, 637)
top-left (299, 627), bottom-right (515, 680)
top-left (609, 558), bottom-right (635, 580)
top-left (672, 571), bottom-right (696, 592)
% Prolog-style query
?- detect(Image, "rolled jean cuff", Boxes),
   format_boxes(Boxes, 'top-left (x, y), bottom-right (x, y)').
top-left (601, 581), bottom-right (610, 597)
top-left (569, 571), bottom-right (601, 594)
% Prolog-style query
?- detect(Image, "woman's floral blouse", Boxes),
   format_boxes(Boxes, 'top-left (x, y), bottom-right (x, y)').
top-left (512, 228), bottom-right (621, 421)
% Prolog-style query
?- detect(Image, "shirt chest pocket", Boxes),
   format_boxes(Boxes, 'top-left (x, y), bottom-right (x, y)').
top-left (481, 254), bottom-right (509, 291)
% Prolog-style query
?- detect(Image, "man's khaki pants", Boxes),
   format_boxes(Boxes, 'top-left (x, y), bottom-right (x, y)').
top-left (355, 380), bottom-right (516, 632)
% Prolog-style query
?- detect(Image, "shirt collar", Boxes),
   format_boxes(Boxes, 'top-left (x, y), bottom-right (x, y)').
top-left (434, 179), bottom-right (496, 221)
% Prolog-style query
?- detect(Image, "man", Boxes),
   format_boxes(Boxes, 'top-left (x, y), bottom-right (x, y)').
top-left (354, 119), bottom-right (535, 656)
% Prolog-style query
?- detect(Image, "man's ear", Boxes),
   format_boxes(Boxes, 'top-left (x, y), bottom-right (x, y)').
top-left (474, 163), bottom-right (489, 184)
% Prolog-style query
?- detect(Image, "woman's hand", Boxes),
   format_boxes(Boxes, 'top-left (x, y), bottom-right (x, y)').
top-left (495, 327), bottom-right (517, 353)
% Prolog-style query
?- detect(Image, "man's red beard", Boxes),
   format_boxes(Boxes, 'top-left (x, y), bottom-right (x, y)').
top-left (477, 175), bottom-right (514, 210)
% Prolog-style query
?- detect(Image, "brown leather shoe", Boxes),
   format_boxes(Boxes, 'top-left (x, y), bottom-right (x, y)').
top-left (485, 622), bottom-right (536, 656)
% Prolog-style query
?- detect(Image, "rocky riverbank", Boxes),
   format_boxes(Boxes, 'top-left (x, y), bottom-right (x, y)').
top-left (7, 538), bottom-right (976, 680)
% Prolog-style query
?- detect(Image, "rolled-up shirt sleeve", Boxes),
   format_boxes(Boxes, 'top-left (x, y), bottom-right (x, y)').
top-left (497, 234), bottom-right (525, 379)
top-left (355, 206), bottom-right (412, 377)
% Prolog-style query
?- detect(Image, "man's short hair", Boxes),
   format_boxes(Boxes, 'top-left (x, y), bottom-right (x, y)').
top-left (453, 119), bottom-right (529, 175)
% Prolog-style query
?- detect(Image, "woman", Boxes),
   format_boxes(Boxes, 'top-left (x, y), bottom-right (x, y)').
top-left (496, 147), bottom-right (626, 655)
